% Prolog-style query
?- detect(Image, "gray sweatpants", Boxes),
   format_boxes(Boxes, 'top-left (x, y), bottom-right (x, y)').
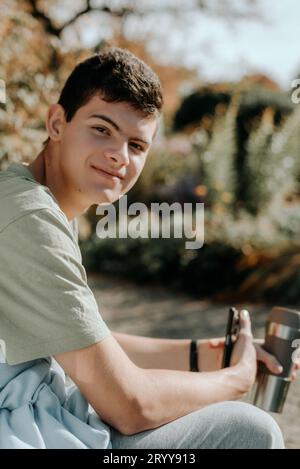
top-left (111, 401), bottom-right (285, 449)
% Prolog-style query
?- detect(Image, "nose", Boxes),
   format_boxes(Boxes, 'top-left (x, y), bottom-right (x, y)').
top-left (104, 142), bottom-right (130, 167)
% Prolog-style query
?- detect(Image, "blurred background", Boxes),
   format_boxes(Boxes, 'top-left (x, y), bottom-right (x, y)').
top-left (1, 0), bottom-right (300, 446)
top-left (1, 0), bottom-right (299, 305)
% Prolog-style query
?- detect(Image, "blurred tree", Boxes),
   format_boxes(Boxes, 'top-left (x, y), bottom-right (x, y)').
top-left (197, 97), bottom-right (239, 210)
top-left (173, 76), bottom-right (292, 136)
top-left (236, 79), bottom-right (293, 205)
top-left (24, 0), bottom-right (260, 42)
top-left (173, 76), bottom-right (294, 210)
top-left (242, 106), bottom-right (276, 215)
top-left (173, 86), bottom-right (231, 132)
top-left (0, 0), bottom-right (56, 167)
top-left (0, 0), bottom-right (91, 168)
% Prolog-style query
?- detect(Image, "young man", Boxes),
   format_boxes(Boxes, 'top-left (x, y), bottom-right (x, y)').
top-left (0, 47), bottom-right (294, 449)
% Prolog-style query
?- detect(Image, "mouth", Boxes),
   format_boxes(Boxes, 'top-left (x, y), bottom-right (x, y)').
top-left (90, 164), bottom-right (123, 180)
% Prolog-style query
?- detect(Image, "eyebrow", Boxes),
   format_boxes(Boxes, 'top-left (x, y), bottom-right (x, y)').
top-left (88, 113), bottom-right (152, 146)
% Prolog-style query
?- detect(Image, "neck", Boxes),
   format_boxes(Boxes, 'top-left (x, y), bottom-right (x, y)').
top-left (28, 146), bottom-right (90, 220)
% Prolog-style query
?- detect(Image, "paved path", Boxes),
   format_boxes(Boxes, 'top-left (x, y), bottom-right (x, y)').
top-left (89, 273), bottom-right (300, 449)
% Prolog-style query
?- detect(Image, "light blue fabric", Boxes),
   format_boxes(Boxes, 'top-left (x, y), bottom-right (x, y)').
top-left (0, 357), bottom-right (112, 449)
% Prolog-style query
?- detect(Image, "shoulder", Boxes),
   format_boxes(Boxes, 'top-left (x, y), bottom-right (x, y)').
top-left (0, 165), bottom-right (76, 242)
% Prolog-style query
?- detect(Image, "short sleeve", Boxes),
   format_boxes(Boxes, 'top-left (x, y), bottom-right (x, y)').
top-left (0, 208), bottom-right (111, 365)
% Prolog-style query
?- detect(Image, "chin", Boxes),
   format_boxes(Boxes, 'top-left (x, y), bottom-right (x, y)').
top-left (94, 189), bottom-right (121, 205)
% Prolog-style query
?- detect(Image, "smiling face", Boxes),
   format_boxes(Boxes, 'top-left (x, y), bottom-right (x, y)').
top-left (48, 94), bottom-right (158, 209)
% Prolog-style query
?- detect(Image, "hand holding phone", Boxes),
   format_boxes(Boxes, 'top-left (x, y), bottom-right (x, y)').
top-left (222, 307), bottom-right (240, 368)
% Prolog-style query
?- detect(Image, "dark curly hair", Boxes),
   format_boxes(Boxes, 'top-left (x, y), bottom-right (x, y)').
top-left (59, 47), bottom-right (163, 121)
top-left (43, 47), bottom-right (163, 146)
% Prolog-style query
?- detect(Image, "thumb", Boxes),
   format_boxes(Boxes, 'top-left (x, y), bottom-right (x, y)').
top-left (238, 309), bottom-right (253, 339)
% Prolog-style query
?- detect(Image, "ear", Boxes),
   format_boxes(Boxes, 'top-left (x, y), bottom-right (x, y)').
top-left (46, 103), bottom-right (66, 142)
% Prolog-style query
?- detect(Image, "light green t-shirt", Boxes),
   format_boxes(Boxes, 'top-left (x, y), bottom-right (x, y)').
top-left (0, 162), bottom-right (111, 365)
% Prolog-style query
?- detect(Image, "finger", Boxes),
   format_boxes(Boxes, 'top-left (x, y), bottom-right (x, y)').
top-left (291, 371), bottom-right (298, 381)
top-left (254, 338), bottom-right (264, 345)
top-left (238, 309), bottom-right (253, 339)
top-left (257, 347), bottom-right (283, 374)
top-left (208, 337), bottom-right (225, 348)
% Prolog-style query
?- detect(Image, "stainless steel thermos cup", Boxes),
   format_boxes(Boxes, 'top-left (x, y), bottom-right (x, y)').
top-left (252, 306), bottom-right (300, 413)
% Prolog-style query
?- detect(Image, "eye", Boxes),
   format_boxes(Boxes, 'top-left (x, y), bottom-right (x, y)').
top-left (130, 142), bottom-right (144, 153)
top-left (92, 126), bottom-right (110, 136)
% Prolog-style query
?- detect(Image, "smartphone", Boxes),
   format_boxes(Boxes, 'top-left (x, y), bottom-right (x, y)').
top-left (222, 307), bottom-right (240, 368)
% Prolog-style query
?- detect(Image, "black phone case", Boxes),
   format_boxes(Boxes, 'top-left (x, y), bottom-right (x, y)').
top-left (222, 307), bottom-right (239, 368)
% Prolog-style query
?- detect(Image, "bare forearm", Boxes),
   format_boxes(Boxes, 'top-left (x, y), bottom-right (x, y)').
top-left (112, 331), bottom-right (191, 371)
top-left (135, 364), bottom-right (245, 433)
top-left (111, 332), bottom-right (248, 434)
